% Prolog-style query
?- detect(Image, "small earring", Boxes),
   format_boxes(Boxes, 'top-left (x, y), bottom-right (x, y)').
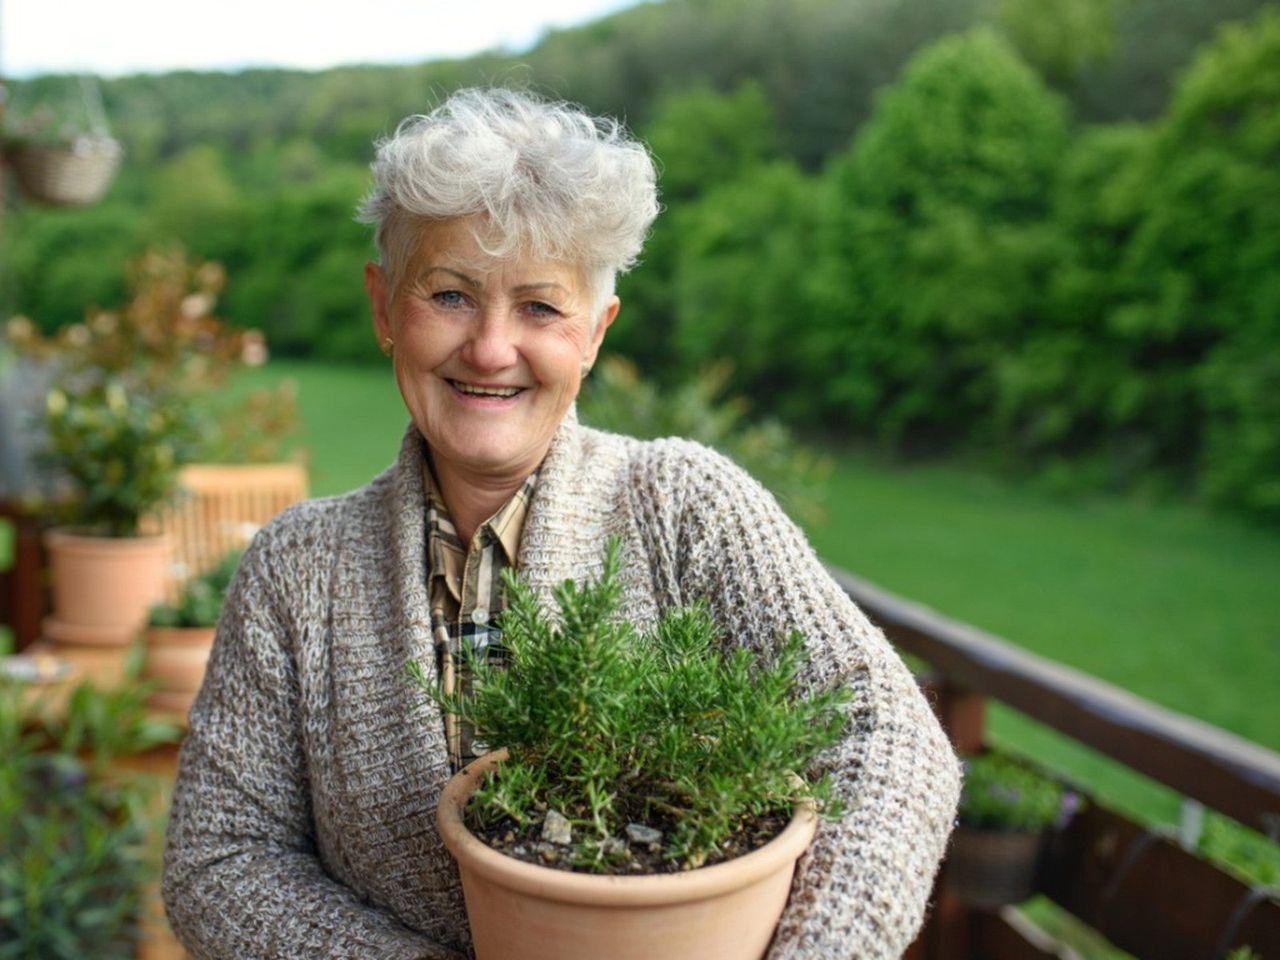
top-left (382, 336), bottom-right (394, 356)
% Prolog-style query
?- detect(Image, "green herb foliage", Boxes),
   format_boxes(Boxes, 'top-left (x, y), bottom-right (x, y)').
top-left (411, 539), bottom-right (852, 871)
top-left (959, 750), bottom-right (1073, 831)
top-left (0, 676), bottom-right (179, 958)
top-left (148, 548), bottom-right (243, 628)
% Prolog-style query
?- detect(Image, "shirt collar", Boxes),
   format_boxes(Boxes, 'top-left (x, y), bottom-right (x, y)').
top-left (422, 458), bottom-right (537, 570)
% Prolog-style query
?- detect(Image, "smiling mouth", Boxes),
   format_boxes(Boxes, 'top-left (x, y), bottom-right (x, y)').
top-left (447, 380), bottom-right (525, 399)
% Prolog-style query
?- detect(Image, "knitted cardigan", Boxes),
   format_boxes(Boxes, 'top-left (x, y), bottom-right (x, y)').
top-left (162, 416), bottom-right (961, 959)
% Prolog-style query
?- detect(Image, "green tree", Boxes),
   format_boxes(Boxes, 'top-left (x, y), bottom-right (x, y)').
top-left (996, 0), bottom-right (1119, 87)
top-left (612, 82), bottom-right (781, 371)
top-left (151, 145), bottom-right (243, 242)
top-left (668, 161), bottom-right (823, 413)
top-left (811, 28), bottom-right (1069, 446)
top-left (996, 123), bottom-right (1154, 482)
top-left (1128, 8), bottom-right (1280, 515)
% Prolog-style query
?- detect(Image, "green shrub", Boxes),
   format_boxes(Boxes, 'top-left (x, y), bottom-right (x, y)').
top-left (411, 540), bottom-right (852, 871)
top-left (0, 677), bottom-right (178, 958)
top-left (579, 355), bottom-right (829, 524)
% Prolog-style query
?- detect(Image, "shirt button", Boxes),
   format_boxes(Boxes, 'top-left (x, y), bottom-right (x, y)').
top-left (471, 608), bottom-right (489, 624)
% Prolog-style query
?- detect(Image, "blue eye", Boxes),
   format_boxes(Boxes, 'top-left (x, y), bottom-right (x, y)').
top-left (527, 301), bottom-right (560, 317)
top-left (432, 290), bottom-right (466, 308)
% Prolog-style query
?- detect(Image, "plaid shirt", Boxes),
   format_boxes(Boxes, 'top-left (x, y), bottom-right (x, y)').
top-left (423, 462), bottom-right (536, 771)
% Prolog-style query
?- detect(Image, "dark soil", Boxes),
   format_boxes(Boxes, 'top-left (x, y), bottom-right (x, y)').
top-left (467, 806), bottom-right (791, 875)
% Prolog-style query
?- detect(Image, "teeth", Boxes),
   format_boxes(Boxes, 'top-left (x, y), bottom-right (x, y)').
top-left (452, 381), bottom-right (521, 398)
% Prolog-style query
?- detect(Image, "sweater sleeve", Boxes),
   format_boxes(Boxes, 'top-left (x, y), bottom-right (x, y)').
top-left (666, 445), bottom-right (960, 960)
top-left (161, 530), bottom-right (462, 960)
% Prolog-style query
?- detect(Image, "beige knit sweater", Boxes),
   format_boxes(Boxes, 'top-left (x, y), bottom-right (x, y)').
top-left (162, 415), bottom-right (960, 959)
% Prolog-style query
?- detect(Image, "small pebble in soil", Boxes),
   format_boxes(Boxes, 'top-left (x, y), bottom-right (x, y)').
top-left (536, 843), bottom-right (561, 863)
top-left (541, 810), bottom-right (573, 845)
top-left (625, 823), bottom-right (663, 848)
top-left (601, 836), bottom-right (629, 858)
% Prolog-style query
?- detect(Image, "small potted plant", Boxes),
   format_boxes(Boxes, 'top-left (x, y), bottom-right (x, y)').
top-left (143, 548), bottom-right (242, 713)
top-left (944, 749), bottom-right (1079, 910)
top-left (7, 249), bottom-right (287, 651)
top-left (35, 374), bottom-right (198, 648)
top-left (413, 540), bottom-right (852, 960)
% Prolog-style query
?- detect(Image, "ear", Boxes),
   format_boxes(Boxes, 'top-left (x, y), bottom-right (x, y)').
top-left (583, 296), bottom-right (620, 370)
top-left (365, 261), bottom-right (392, 345)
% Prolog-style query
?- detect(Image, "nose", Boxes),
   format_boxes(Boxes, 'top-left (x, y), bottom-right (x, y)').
top-left (461, 306), bottom-right (519, 373)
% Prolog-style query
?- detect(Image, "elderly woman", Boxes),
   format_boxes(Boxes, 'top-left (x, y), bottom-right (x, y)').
top-left (162, 89), bottom-right (960, 959)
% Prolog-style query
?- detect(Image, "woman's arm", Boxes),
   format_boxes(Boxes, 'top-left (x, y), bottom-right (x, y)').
top-left (161, 531), bottom-right (461, 960)
top-left (667, 445), bottom-right (960, 960)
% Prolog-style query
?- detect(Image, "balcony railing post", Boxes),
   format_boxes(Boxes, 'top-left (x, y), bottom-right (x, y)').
top-left (928, 677), bottom-right (985, 755)
top-left (913, 674), bottom-right (986, 959)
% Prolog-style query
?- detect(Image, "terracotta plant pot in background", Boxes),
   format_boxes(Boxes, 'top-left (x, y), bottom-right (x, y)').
top-left (43, 529), bottom-right (171, 647)
top-left (943, 825), bottom-right (1044, 910)
top-left (437, 749), bottom-right (817, 960)
top-left (143, 625), bottom-right (216, 712)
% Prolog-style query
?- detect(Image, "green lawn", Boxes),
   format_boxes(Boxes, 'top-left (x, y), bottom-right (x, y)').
top-left (801, 449), bottom-right (1280, 890)
top-left (235, 359), bottom-right (410, 497)
top-left (802, 452), bottom-right (1280, 753)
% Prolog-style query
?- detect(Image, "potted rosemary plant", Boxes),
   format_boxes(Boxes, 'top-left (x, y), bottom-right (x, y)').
top-left (413, 540), bottom-right (852, 960)
top-left (944, 750), bottom-right (1079, 910)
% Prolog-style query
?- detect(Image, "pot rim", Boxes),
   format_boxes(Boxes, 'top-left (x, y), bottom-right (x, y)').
top-left (436, 748), bottom-right (818, 908)
top-left (145, 625), bottom-right (218, 644)
top-left (44, 527), bottom-right (172, 548)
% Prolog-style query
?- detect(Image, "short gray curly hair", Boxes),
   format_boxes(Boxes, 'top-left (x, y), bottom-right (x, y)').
top-left (357, 88), bottom-right (659, 308)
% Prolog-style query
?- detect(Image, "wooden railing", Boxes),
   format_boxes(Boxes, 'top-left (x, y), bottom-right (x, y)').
top-left (828, 567), bottom-right (1280, 960)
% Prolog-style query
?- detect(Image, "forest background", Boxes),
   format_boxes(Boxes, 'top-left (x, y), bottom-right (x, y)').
top-left (4, 0), bottom-right (1278, 524)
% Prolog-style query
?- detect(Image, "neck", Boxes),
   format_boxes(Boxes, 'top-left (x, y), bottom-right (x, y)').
top-left (431, 458), bottom-right (529, 548)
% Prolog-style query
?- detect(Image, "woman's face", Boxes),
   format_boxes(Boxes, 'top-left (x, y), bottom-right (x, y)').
top-left (366, 217), bottom-right (618, 487)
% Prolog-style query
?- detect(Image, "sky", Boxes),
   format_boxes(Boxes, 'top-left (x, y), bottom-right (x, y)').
top-left (0, 0), bottom-right (643, 79)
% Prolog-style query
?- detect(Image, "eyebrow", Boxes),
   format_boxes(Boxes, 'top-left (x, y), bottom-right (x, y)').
top-left (420, 266), bottom-right (481, 288)
top-left (512, 282), bottom-right (571, 297)
top-left (418, 267), bottom-right (571, 298)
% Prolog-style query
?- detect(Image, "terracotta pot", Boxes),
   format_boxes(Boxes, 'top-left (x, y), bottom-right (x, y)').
top-left (437, 749), bottom-right (816, 960)
top-left (143, 625), bottom-right (216, 712)
top-left (943, 824), bottom-right (1044, 910)
top-left (43, 530), bottom-right (172, 647)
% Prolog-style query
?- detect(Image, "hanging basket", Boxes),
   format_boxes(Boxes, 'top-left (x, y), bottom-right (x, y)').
top-left (9, 136), bottom-right (123, 207)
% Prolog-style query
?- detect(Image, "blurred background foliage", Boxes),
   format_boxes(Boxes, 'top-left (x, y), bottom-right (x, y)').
top-left (2, 0), bottom-right (1278, 522)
